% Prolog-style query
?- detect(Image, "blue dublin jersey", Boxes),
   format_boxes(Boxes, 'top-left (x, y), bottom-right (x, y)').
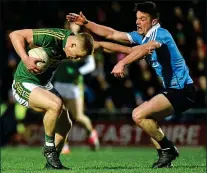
top-left (127, 23), bottom-right (193, 89)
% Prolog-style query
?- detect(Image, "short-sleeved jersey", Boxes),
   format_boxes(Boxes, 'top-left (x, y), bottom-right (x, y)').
top-left (127, 23), bottom-right (193, 89)
top-left (14, 28), bottom-right (73, 85)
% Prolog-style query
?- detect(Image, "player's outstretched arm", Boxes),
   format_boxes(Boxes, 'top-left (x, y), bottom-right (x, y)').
top-left (120, 41), bottom-right (160, 65)
top-left (94, 41), bottom-right (132, 54)
top-left (66, 12), bottom-right (130, 44)
top-left (111, 41), bottom-right (161, 78)
top-left (9, 29), bottom-right (42, 73)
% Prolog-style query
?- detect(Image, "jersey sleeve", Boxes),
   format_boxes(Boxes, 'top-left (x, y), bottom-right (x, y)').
top-left (127, 31), bottom-right (142, 45)
top-left (33, 28), bottom-right (65, 47)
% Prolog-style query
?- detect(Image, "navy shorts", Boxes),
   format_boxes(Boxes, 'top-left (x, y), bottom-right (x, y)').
top-left (162, 84), bottom-right (196, 114)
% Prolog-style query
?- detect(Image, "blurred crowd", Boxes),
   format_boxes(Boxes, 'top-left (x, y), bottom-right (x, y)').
top-left (1, 1), bottom-right (206, 133)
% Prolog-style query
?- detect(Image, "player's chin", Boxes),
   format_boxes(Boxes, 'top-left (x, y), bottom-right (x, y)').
top-left (137, 30), bottom-right (143, 35)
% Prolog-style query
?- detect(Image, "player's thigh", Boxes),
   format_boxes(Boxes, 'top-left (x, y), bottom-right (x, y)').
top-left (54, 82), bottom-right (83, 119)
top-left (132, 94), bottom-right (174, 121)
top-left (29, 87), bottom-right (63, 113)
top-left (12, 80), bottom-right (43, 112)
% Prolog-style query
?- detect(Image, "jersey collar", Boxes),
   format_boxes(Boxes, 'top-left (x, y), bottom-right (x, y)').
top-left (142, 23), bottom-right (160, 43)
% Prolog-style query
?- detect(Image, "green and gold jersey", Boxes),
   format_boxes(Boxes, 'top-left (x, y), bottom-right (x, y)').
top-left (14, 28), bottom-right (73, 85)
top-left (53, 60), bottom-right (84, 85)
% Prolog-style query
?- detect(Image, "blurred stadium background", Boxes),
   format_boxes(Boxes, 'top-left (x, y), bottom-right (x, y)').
top-left (0, 1), bottom-right (206, 172)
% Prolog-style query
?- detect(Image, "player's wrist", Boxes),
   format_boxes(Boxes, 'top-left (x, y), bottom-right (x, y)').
top-left (119, 60), bottom-right (126, 66)
top-left (22, 54), bottom-right (29, 62)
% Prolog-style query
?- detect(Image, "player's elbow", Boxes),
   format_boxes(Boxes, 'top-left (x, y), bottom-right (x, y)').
top-left (9, 31), bottom-right (17, 39)
top-left (9, 29), bottom-right (33, 44)
top-left (9, 30), bottom-right (23, 40)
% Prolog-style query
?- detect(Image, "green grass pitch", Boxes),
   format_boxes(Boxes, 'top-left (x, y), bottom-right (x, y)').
top-left (1, 146), bottom-right (206, 173)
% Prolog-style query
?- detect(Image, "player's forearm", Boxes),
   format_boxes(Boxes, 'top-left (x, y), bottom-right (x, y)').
top-left (98, 41), bottom-right (132, 54)
top-left (85, 21), bottom-right (116, 39)
top-left (119, 45), bottom-right (149, 65)
top-left (9, 31), bottom-right (28, 61)
top-left (119, 41), bottom-right (160, 65)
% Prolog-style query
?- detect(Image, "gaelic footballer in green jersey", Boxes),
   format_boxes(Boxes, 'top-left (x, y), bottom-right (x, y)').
top-left (10, 27), bottom-right (134, 169)
top-left (10, 28), bottom-right (94, 170)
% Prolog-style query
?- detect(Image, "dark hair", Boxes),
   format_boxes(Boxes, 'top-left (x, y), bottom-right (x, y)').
top-left (134, 1), bottom-right (160, 19)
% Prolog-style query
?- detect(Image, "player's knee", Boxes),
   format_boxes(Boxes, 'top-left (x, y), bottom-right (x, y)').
top-left (132, 108), bottom-right (144, 124)
top-left (49, 98), bottom-right (63, 116)
top-left (132, 108), bottom-right (138, 121)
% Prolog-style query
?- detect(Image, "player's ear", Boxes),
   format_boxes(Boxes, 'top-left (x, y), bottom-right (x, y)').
top-left (71, 43), bottom-right (76, 48)
top-left (152, 19), bottom-right (158, 26)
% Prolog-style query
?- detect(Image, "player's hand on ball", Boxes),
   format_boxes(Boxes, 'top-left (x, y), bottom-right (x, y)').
top-left (66, 11), bottom-right (88, 26)
top-left (111, 62), bottom-right (125, 78)
top-left (23, 56), bottom-right (42, 74)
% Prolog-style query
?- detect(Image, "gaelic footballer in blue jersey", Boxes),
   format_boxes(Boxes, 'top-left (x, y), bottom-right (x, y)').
top-left (67, 1), bottom-right (196, 169)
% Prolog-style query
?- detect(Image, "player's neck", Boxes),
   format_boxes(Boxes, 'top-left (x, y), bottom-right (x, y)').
top-left (143, 22), bottom-right (160, 36)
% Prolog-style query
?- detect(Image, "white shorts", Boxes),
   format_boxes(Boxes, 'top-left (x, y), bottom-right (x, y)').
top-left (12, 80), bottom-right (55, 107)
top-left (54, 82), bottom-right (81, 99)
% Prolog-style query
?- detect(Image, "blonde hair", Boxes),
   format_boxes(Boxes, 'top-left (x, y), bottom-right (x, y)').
top-left (77, 33), bottom-right (94, 55)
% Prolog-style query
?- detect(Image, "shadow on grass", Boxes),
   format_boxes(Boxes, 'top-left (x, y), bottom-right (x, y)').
top-left (1, 168), bottom-right (44, 172)
top-left (84, 164), bottom-right (206, 170)
top-left (174, 165), bottom-right (206, 169)
top-left (84, 165), bottom-right (149, 170)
